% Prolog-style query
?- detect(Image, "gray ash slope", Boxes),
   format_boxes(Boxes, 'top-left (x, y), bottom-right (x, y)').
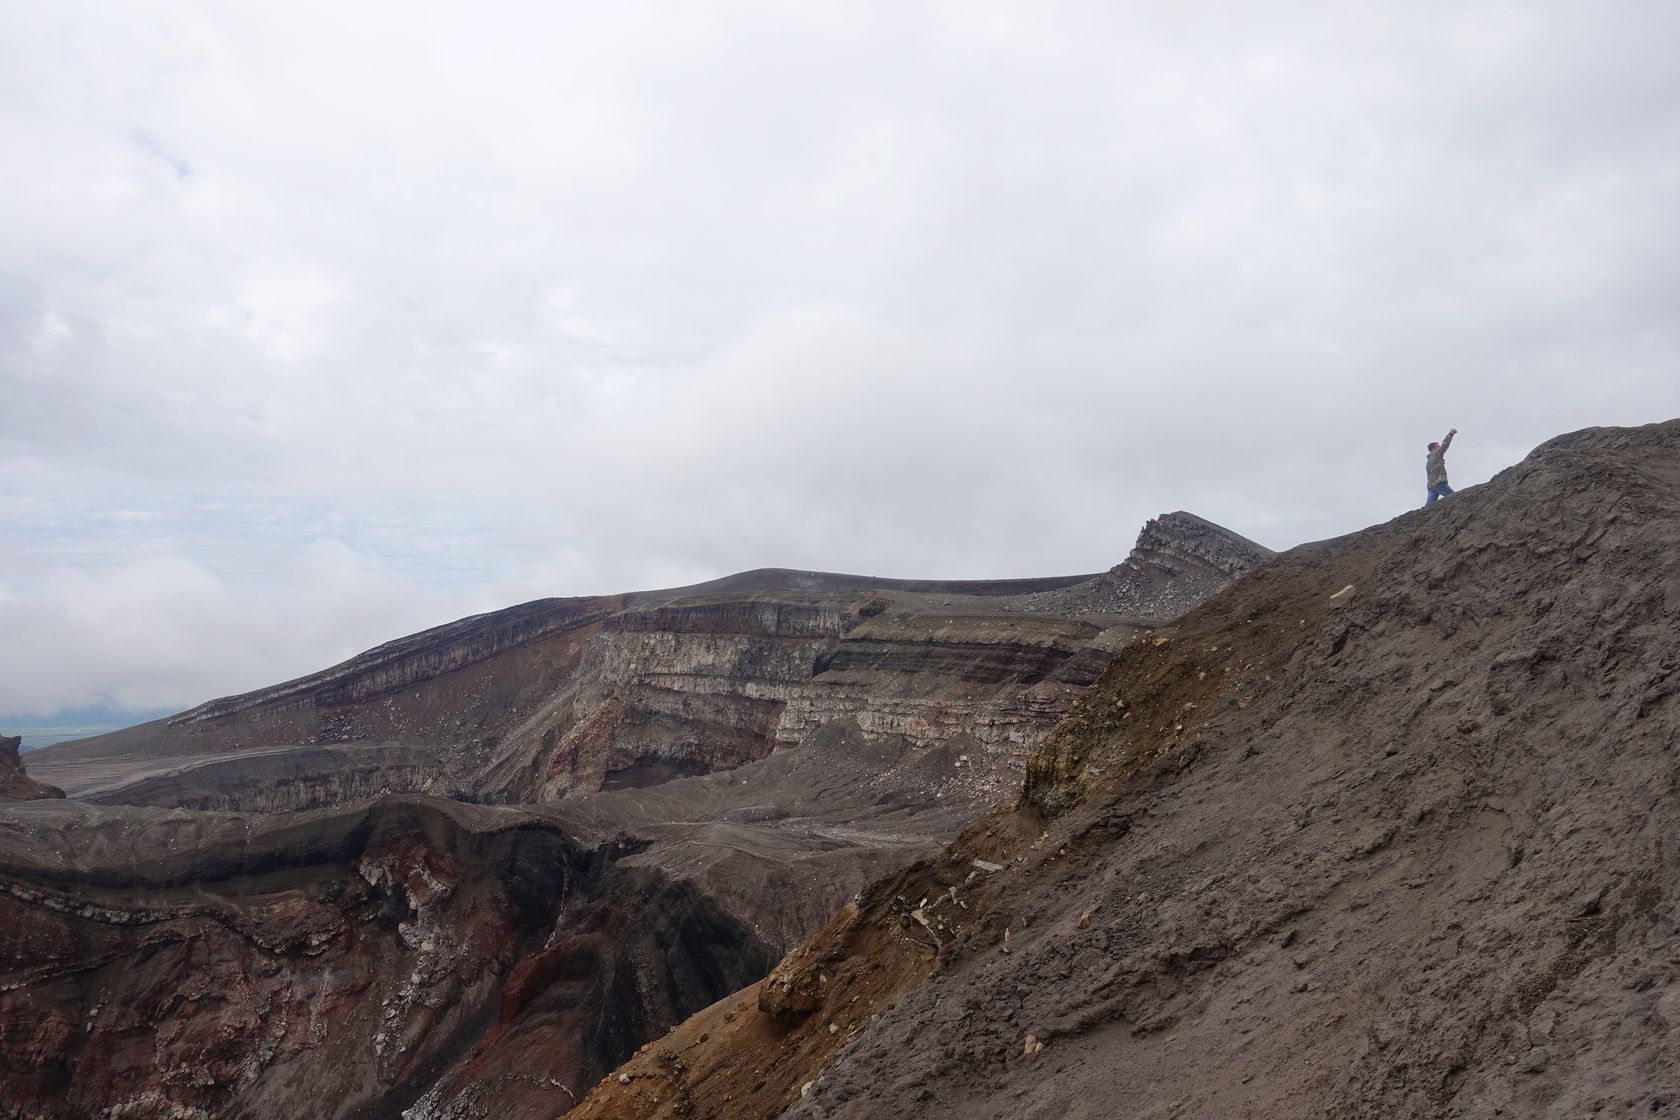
top-left (568, 419), bottom-right (1680, 1120)
top-left (788, 419), bottom-right (1680, 1120)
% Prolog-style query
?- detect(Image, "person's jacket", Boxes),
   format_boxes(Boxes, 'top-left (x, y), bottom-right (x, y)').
top-left (1426, 431), bottom-right (1454, 487)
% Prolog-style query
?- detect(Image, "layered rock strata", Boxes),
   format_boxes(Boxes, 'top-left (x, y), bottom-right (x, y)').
top-left (33, 515), bottom-right (1271, 813)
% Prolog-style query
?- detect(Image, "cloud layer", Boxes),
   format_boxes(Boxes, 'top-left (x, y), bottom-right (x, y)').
top-left (4, 2), bottom-right (1678, 717)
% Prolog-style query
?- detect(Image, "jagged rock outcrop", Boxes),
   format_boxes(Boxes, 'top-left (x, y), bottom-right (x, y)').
top-left (31, 514), bottom-right (1270, 814)
top-left (1009, 510), bottom-right (1273, 619)
top-left (0, 735), bottom-right (63, 801)
top-left (571, 419), bottom-right (1680, 1120)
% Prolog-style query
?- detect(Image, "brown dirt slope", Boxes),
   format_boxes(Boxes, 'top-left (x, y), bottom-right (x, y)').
top-left (574, 418), bottom-right (1680, 1120)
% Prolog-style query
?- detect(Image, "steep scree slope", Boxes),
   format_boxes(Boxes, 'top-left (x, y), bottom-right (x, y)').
top-left (573, 419), bottom-right (1680, 1120)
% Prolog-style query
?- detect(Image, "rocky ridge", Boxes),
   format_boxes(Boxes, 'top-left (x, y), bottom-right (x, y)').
top-left (570, 419), bottom-right (1680, 1120)
top-left (31, 515), bottom-right (1271, 815)
top-left (1009, 510), bottom-right (1272, 619)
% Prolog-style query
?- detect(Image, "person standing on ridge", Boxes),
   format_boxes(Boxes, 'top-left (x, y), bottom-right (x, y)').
top-left (1425, 428), bottom-right (1457, 506)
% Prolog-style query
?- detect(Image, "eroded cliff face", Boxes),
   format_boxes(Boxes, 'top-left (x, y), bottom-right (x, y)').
top-left (477, 600), bottom-right (1116, 805)
top-left (33, 515), bottom-right (1270, 814)
top-left (0, 797), bottom-right (773, 1120)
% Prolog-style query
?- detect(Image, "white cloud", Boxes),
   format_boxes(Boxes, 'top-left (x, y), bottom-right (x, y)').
top-left (28, 312), bottom-right (71, 354)
top-left (3, 1), bottom-right (1679, 716)
top-left (0, 544), bottom-right (462, 715)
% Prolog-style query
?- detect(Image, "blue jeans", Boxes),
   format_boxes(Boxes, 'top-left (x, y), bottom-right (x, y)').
top-left (1426, 482), bottom-right (1454, 506)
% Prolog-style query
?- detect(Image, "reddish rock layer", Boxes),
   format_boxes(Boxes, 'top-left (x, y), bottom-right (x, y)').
top-left (0, 796), bottom-right (772, 1120)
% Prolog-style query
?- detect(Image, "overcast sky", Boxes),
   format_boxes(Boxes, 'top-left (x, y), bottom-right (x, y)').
top-left (3, 2), bottom-right (1678, 721)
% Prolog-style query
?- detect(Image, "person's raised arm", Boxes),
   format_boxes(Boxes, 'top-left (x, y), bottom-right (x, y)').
top-left (1442, 428), bottom-right (1456, 451)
